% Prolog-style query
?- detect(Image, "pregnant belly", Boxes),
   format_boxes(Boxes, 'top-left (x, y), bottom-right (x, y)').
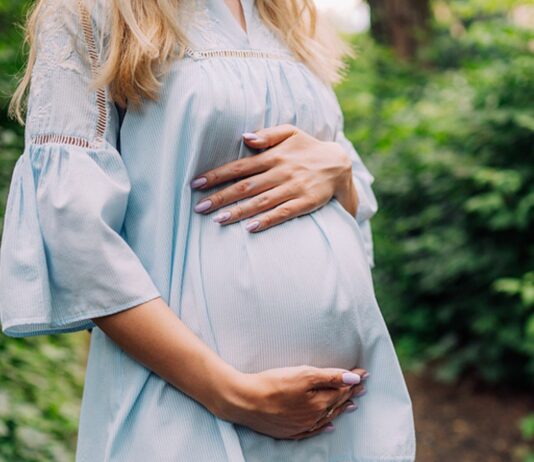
top-left (190, 198), bottom-right (376, 374)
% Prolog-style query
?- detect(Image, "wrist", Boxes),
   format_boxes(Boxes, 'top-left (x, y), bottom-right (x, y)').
top-left (209, 370), bottom-right (263, 423)
top-left (334, 170), bottom-right (354, 199)
top-left (199, 360), bottom-right (252, 421)
top-left (328, 141), bottom-right (354, 202)
top-left (334, 174), bottom-right (359, 217)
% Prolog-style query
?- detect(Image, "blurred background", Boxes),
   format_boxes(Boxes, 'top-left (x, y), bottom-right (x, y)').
top-left (0, 0), bottom-right (533, 461)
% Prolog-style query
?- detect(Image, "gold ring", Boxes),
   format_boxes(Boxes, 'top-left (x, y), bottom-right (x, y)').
top-left (308, 405), bottom-right (337, 432)
top-left (308, 422), bottom-right (320, 432)
top-left (325, 406), bottom-right (336, 419)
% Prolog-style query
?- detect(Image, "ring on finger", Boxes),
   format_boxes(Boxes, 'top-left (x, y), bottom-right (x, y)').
top-left (325, 406), bottom-right (336, 419)
top-left (308, 422), bottom-right (321, 432)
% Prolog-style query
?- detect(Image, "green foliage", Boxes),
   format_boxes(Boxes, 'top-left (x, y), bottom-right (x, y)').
top-left (519, 414), bottom-right (534, 462)
top-left (335, 7), bottom-right (534, 386)
top-left (0, 333), bottom-right (87, 462)
top-left (0, 0), bottom-right (26, 226)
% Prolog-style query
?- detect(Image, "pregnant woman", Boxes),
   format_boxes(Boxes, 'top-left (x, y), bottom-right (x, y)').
top-left (0, 0), bottom-right (415, 460)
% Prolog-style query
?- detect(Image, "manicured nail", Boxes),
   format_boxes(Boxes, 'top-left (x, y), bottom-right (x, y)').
top-left (191, 177), bottom-right (207, 188)
top-left (355, 389), bottom-right (367, 398)
top-left (242, 132), bottom-right (260, 141)
top-left (345, 401), bottom-right (358, 412)
top-left (361, 372), bottom-right (371, 380)
top-left (342, 372), bottom-right (361, 385)
top-left (245, 220), bottom-right (260, 231)
top-left (213, 211), bottom-right (231, 223)
top-left (194, 199), bottom-right (212, 213)
top-left (323, 423), bottom-right (335, 432)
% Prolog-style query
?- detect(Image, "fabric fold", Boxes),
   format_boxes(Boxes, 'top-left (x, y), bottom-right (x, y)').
top-left (334, 127), bottom-right (378, 267)
top-left (0, 142), bottom-right (161, 337)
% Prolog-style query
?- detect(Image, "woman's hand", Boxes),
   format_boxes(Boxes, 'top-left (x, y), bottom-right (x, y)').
top-left (190, 124), bottom-right (359, 232)
top-left (214, 365), bottom-right (368, 440)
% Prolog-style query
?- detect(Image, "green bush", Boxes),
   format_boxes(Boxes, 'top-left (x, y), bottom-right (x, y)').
top-left (0, 333), bottom-right (87, 462)
top-left (335, 12), bottom-right (534, 386)
top-left (519, 414), bottom-right (534, 462)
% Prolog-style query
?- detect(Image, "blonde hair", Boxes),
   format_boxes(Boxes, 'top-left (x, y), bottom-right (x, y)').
top-left (8, 0), bottom-right (355, 125)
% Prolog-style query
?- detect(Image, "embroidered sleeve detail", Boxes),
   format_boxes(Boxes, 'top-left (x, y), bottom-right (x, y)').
top-left (78, 0), bottom-right (108, 146)
top-left (28, 0), bottom-right (110, 149)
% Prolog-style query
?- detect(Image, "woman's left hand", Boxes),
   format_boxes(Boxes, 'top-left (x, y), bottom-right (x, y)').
top-left (190, 124), bottom-right (359, 232)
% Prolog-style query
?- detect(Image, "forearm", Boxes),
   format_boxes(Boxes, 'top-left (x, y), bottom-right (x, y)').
top-left (91, 297), bottom-right (241, 417)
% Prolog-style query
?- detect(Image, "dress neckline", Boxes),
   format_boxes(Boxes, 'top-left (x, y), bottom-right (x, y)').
top-left (222, 0), bottom-right (248, 35)
top-left (207, 0), bottom-right (251, 47)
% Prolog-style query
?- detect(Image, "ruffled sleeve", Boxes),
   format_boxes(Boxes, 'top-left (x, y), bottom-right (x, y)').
top-left (0, 0), bottom-right (161, 337)
top-left (333, 108), bottom-right (379, 267)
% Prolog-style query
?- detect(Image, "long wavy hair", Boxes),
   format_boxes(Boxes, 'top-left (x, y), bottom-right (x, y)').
top-left (8, 0), bottom-right (355, 125)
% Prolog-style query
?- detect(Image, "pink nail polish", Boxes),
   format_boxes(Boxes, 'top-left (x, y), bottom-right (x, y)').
top-left (245, 220), bottom-right (260, 231)
top-left (242, 132), bottom-right (259, 141)
top-left (213, 211), bottom-right (231, 223)
top-left (355, 389), bottom-right (367, 398)
top-left (346, 403), bottom-right (358, 412)
top-left (191, 177), bottom-right (207, 188)
top-left (194, 199), bottom-right (212, 213)
top-left (342, 372), bottom-right (361, 385)
top-left (323, 423), bottom-right (335, 433)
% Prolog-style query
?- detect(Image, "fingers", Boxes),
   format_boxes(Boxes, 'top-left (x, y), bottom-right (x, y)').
top-left (310, 399), bottom-right (357, 433)
top-left (322, 382), bottom-right (365, 413)
top-left (190, 125), bottom-right (301, 190)
top-left (193, 171), bottom-right (284, 215)
top-left (287, 396), bottom-right (359, 441)
top-left (211, 184), bottom-right (298, 225)
top-left (350, 368), bottom-right (370, 381)
top-left (302, 383), bottom-right (369, 439)
top-left (244, 196), bottom-right (323, 232)
top-left (242, 124), bottom-right (300, 149)
top-left (190, 155), bottom-right (272, 190)
top-left (308, 367), bottom-right (365, 390)
top-left (306, 367), bottom-right (368, 415)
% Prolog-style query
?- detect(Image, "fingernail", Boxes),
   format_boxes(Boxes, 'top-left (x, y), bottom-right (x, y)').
top-left (355, 389), bottom-right (367, 398)
top-left (194, 199), bottom-right (212, 213)
top-left (242, 132), bottom-right (260, 141)
top-left (245, 220), bottom-right (260, 231)
top-left (191, 177), bottom-right (208, 188)
top-left (213, 211), bottom-right (231, 223)
top-left (346, 402), bottom-right (358, 412)
top-left (323, 423), bottom-right (335, 432)
top-left (342, 372), bottom-right (361, 385)
top-left (361, 372), bottom-right (371, 381)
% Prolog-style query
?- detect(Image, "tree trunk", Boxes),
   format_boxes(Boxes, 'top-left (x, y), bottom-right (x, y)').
top-left (368, 0), bottom-right (431, 59)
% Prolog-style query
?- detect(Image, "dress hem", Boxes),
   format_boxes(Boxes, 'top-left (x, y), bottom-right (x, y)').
top-left (1, 291), bottom-right (162, 337)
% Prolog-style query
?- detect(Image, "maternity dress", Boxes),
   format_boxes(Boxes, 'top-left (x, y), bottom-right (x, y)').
top-left (0, 0), bottom-right (416, 460)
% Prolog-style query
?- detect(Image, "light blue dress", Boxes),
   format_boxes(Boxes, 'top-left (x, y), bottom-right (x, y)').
top-left (0, 0), bottom-right (415, 460)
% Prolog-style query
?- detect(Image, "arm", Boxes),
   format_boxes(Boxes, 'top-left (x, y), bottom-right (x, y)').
top-left (92, 296), bottom-right (367, 440)
top-left (91, 297), bottom-right (241, 418)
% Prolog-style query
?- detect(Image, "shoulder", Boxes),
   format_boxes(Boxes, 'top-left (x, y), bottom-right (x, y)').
top-left (34, 0), bottom-right (111, 54)
top-left (26, 0), bottom-right (114, 144)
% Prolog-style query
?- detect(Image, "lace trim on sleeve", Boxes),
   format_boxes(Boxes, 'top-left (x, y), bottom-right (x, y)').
top-left (31, 134), bottom-right (92, 147)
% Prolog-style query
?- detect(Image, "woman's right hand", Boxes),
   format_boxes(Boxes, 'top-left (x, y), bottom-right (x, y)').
top-left (215, 365), bottom-right (368, 440)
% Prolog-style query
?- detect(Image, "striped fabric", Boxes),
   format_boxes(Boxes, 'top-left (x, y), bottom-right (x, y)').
top-left (0, 0), bottom-right (415, 460)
